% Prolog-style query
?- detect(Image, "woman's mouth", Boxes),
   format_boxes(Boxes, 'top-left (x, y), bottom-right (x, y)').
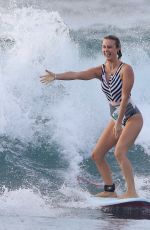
top-left (104, 52), bottom-right (111, 58)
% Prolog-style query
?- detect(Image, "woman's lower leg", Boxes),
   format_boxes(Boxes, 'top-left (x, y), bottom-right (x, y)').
top-left (95, 158), bottom-right (113, 185)
top-left (94, 158), bottom-right (117, 197)
top-left (115, 152), bottom-right (138, 198)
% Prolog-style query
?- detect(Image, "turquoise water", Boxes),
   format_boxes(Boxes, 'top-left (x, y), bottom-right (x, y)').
top-left (0, 0), bottom-right (150, 229)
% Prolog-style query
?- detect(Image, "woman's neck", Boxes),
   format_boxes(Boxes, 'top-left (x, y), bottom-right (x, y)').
top-left (106, 59), bottom-right (120, 69)
top-left (105, 59), bottom-right (121, 75)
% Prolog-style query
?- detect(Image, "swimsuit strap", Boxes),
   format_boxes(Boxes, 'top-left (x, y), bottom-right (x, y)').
top-left (101, 64), bottom-right (105, 75)
top-left (102, 62), bottom-right (124, 76)
top-left (115, 62), bottom-right (124, 76)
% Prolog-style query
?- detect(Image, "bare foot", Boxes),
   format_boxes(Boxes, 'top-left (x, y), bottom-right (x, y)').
top-left (95, 191), bottom-right (117, 198)
top-left (118, 192), bottom-right (139, 199)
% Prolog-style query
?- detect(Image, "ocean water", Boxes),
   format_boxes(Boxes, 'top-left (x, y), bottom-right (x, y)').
top-left (0, 0), bottom-right (150, 229)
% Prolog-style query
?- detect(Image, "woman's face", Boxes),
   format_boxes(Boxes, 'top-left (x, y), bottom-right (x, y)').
top-left (102, 39), bottom-right (119, 61)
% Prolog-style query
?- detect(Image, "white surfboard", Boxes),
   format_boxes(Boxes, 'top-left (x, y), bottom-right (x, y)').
top-left (93, 197), bottom-right (150, 219)
top-left (93, 196), bottom-right (150, 207)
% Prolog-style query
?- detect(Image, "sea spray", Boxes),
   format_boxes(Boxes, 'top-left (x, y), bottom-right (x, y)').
top-left (0, 5), bottom-right (149, 210)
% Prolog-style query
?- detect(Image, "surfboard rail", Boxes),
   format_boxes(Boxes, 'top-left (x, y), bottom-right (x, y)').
top-left (99, 197), bottom-right (150, 219)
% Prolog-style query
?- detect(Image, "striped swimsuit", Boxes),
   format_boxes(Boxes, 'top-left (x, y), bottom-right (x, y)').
top-left (100, 63), bottom-right (140, 126)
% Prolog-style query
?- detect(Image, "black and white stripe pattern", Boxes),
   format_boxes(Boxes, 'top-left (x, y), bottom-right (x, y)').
top-left (101, 63), bottom-right (124, 102)
top-left (109, 101), bottom-right (140, 126)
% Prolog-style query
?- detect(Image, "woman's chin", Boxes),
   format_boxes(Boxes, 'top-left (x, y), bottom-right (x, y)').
top-left (105, 57), bottom-right (113, 61)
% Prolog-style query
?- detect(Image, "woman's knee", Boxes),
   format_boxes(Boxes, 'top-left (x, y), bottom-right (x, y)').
top-left (91, 149), bottom-right (105, 162)
top-left (91, 150), bottom-right (98, 161)
top-left (114, 144), bottom-right (128, 162)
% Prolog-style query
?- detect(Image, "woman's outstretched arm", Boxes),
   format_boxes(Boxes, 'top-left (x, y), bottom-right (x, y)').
top-left (40, 66), bottom-right (102, 84)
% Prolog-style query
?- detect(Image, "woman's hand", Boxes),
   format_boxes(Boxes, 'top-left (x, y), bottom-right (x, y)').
top-left (113, 120), bottom-right (122, 139)
top-left (40, 70), bottom-right (55, 84)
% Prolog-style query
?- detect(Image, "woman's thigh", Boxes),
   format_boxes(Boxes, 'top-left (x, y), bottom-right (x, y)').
top-left (92, 120), bottom-right (118, 161)
top-left (115, 114), bottom-right (143, 153)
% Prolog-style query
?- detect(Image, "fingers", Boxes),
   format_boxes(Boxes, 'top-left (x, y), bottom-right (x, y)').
top-left (113, 125), bottom-right (122, 139)
top-left (40, 75), bottom-right (48, 84)
top-left (45, 69), bottom-right (51, 74)
top-left (115, 130), bottom-right (119, 139)
top-left (40, 70), bottom-right (55, 84)
top-left (113, 127), bottom-right (118, 139)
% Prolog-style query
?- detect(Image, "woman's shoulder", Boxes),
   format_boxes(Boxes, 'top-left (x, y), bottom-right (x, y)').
top-left (97, 64), bottom-right (105, 80)
top-left (91, 65), bottom-right (103, 79)
top-left (122, 63), bottom-right (133, 71)
top-left (120, 62), bottom-right (134, 79)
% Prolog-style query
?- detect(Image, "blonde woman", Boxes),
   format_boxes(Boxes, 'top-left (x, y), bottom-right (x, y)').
top-left (40, 35), bottom-right (143, 199)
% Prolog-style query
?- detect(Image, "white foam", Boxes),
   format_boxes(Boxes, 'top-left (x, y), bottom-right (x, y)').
top-left (0, 6), bottom-right (150, 184)
top-left (0, 187), bottom-right (64, 217)
top-left (0, 8), bottom-right (78, 141)
top-left (2, 0), bottom-right (149, 30)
